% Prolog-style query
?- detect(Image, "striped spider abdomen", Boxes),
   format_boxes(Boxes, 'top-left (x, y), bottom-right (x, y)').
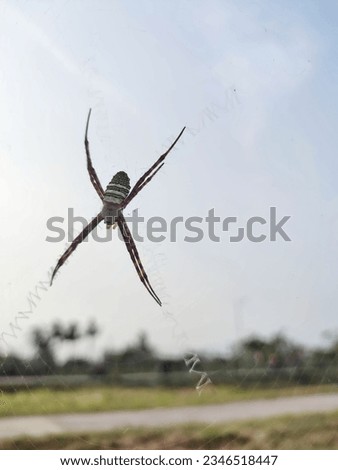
top-left (103, 171), bottom-right (131, 228)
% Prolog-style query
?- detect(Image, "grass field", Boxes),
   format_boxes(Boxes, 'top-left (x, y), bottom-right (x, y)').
top-left (1, 411), bottom-right (338, 449)
top-left (0, 383), bottom-right (336, 417)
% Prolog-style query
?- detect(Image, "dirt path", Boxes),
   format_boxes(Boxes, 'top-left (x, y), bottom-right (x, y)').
top-left (1, 393), bottom-right (338, 439)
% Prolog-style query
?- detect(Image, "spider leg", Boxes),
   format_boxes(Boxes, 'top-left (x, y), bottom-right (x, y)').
top-left (120, 163), bottom-right (165, 207)
top-left (121, 127), bottom-right (185, 209)
top-left (128, 163), bottom-right (165, 200)
top-left (117, 214), bottom-right (162, 306)
top-left (50, 213), bottom-right (103, 285)
top-left (85, 108), bottom-right (105, 200)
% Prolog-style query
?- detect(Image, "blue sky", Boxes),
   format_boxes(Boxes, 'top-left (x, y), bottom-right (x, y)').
top-left (1, 0), bottom-right (338, 360)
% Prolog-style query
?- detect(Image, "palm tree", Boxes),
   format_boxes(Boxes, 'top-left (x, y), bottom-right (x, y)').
top-left (85, 320), bottom-right (99, 363)
top-left (31, 327), bottom-right (55, 374)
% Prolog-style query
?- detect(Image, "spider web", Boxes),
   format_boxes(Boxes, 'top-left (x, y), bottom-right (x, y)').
top-left (0, 234), bottom-right (218, 451)
top-left (1, 236), bottom-right (337, 450)
top-left (0, 3), bottom-right (332, 446)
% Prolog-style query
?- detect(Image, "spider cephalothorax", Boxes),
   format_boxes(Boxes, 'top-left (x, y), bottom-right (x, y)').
top-left (50, 108), bottom-right (185, 306)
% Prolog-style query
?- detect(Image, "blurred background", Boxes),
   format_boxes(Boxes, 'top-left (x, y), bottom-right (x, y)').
top-left (1, 0), bottom-right (338, 449)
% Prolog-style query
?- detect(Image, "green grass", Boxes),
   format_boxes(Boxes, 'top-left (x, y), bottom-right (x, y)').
top-left (0, 383), bottom-right (336, 417)
top-left (2, 410), bottom-right (338, 449)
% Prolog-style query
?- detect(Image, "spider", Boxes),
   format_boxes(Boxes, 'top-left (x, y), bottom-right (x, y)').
top-left (50, 109), bottom-right (185, 306)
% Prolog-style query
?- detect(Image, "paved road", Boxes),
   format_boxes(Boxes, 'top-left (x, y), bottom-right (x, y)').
top-left (1, 393), bottom-right (338, 440)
